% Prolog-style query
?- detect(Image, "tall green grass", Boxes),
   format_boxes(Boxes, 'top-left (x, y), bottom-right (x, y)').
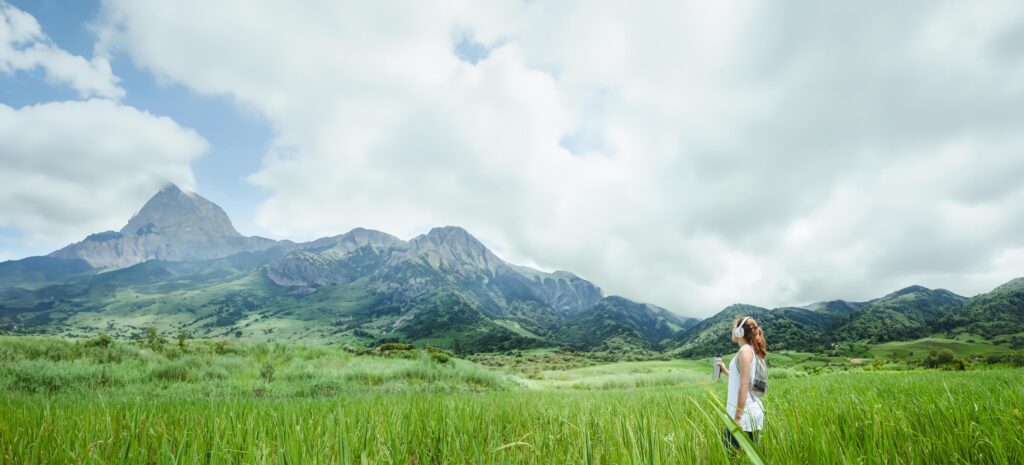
top-left (1, 369), bottom-right (1021, 464)
top-left (0, 336), bottom-right (513, 397)
top-left (1, 337), bottom-right (1022, 463)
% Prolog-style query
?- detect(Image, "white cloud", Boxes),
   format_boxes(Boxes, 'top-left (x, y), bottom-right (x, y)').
top-left (0, 99), bottom-right (207, 248)
top-left (94, 0), bottom-right (1024, 315)
top-left (0, 1), bottom-right (123, 100)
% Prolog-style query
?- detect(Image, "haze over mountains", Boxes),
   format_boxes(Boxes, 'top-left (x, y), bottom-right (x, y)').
top-left (1, 185), bottom-right (1021, 354)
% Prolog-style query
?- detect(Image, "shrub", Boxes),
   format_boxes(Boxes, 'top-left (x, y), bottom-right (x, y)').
top-left (343, 345), bottom-right (370, 355)
top-left (212, 340), bottom-right (234, 355)
top-left (4, 363), bottom-right (72, 393)
top-left (143, 327), bottom-right (167, 352)
top-left (923, 349), bottom-right (960, 369)
top-left (429, 352), bottom-right (451, 364)
top-left (84, 334), bottom-right (112, 349)
top-left (1, 361), bottom-right (120, 394)
top-left (985, 353), bottom-right (1006, 364)
top-left (260, 362), bottom-right (275, 382)
top-left (1011, 351), bottom-right (1024, 367)
top-left (376, 342), bottom-right (415, 352)
top-left (176, 329), bottom-right (189, 350)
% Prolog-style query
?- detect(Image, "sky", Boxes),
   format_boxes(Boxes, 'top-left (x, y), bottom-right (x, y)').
top-left (2, 0), bottom-right (1024, 317)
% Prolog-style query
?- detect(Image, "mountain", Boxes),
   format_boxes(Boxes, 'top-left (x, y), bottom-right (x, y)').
top-left (262, 225), bottom-right (604, 320)
top-left (556, 296), bottom-right (699, 351)
top-left (6, 185), bottom-right (1021, 355)
top-left (936, 278), bottom-right (1024, 338)
top-left (803, 299), bottom-right (869, 315)
top-left (0, 256), bottom-right (93, 290)
top-left (669, 285), bottom-right (985, 358)
top-left (0, 186), bottom-right (691, 352)
top-left (829, 286), bottom-right (966, 342)
top-left (49, 184), bottom-right (283, 269)
top-left (670, 304), bottom-right (839, 358)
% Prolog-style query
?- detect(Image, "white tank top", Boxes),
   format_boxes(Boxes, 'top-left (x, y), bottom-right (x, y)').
top-left (727, 344), bottom-right (765, 432)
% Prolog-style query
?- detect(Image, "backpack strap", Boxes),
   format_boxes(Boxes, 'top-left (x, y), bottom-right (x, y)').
top-left (747, 357), bottom-right (765, 412)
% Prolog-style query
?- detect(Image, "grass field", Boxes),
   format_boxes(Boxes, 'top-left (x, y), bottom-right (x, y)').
top-left (867, 336), bottom-right (1010, 359)
top-left (1, 337), bottom-right (1023, 464)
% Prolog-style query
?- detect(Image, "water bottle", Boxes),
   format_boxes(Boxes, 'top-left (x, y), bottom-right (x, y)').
top-left (713, 356), bottom-right (722, 380)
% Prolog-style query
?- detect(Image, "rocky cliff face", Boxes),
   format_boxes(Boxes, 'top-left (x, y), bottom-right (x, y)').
top-left (263, 229), bottom-right (402, 287)
top-left (120, 184), bottom-right (241, 238)
top-left (50, 184), bottom-right (281, 269)
top-left (510, 267), bottom-right (603, 316)
top-left (407, 226), bottom-right (504, 274)
top-left (262, 225), bottom-right (605, 317)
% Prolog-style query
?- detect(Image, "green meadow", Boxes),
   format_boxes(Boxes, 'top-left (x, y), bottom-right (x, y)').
top-left (866, 334), bottom-right (1012, 359)
top-left (1, 337), bottom-right (1022, 464)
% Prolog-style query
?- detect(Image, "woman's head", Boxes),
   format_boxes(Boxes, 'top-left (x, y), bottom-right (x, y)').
top-left (732, 316), bottom-right (767, 358)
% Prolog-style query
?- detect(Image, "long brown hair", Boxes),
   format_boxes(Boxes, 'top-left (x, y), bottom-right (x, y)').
top-left (734, 316), bottom-right (767, 359)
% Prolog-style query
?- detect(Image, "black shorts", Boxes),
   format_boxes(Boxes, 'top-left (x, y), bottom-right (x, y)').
top-left (722, 428), bottom-right (760, 451)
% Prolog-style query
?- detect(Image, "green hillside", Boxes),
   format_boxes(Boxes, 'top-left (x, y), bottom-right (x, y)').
top-left (0, 247), bottom-right (692, 352)
top-left (555, 296), bottom-right (697, 351)
top-left (7, 184), bottom-right (1024, 356)
top-left (937, 278), bottom-right (1024, 338)
top-left (830, 286), bottom-right (966, 342)
top-left (668, 281), bottom-right (1024, 358)
top-left (866, 336), bottom-right (1010, 360)
top-left (0, 185), bottom-right (701, 352)
top-left (670, 304), bottom-right (838, 358)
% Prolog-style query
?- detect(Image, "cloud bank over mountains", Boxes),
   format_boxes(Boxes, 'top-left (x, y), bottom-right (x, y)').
top-left (3, 1), bottom-right (1024, 315)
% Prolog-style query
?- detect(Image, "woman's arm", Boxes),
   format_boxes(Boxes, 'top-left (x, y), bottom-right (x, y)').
top-left (717, 360), bottom-right (729, 378)
top-left (734, 346), bottom-right (754, 424)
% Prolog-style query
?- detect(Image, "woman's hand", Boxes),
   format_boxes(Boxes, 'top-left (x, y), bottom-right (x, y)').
top-left (733, 412), bottom-right (743, 426)
top-left (717, 361), bottom-right (729, 377)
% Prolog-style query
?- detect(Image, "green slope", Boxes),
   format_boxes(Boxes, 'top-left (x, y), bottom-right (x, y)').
top-left (937, 278), bottom-right (1024, 338)
top-left (556, 296), bottom-right (696, 351)
top-left (0, 247), bottom-right (692, 352)
top-left (670, 304), bottom-right (839, 358)
top-left (831, 286), bottom-right (966, 342)
top-left (866, 336), bottom-right (1010, 359)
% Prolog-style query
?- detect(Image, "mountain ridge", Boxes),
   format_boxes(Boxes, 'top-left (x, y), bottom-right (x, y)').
top-left (668, 282), bottom-right (1021, 357)
top-left (2, 184), bottom-right (1021, 354)
top-left (0, 185), bottom-right (692, 352)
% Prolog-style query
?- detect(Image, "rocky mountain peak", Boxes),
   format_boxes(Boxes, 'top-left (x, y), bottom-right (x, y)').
top-left (120, 183), bottom-right (240, 238)
top-left (420, 226), bottom-right (478, 245)
top-left (343, 227), bottom-right (403, 247)
top-left (50, 183), bottom-right (277, 269)
top-left (410, 226), bottom-right (503, 271)
top-left (304, 228), bottom-right (404, 256)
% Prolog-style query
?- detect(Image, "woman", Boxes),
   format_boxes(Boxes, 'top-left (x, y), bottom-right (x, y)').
top-left (716, 316), bottom-right (767, 450)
